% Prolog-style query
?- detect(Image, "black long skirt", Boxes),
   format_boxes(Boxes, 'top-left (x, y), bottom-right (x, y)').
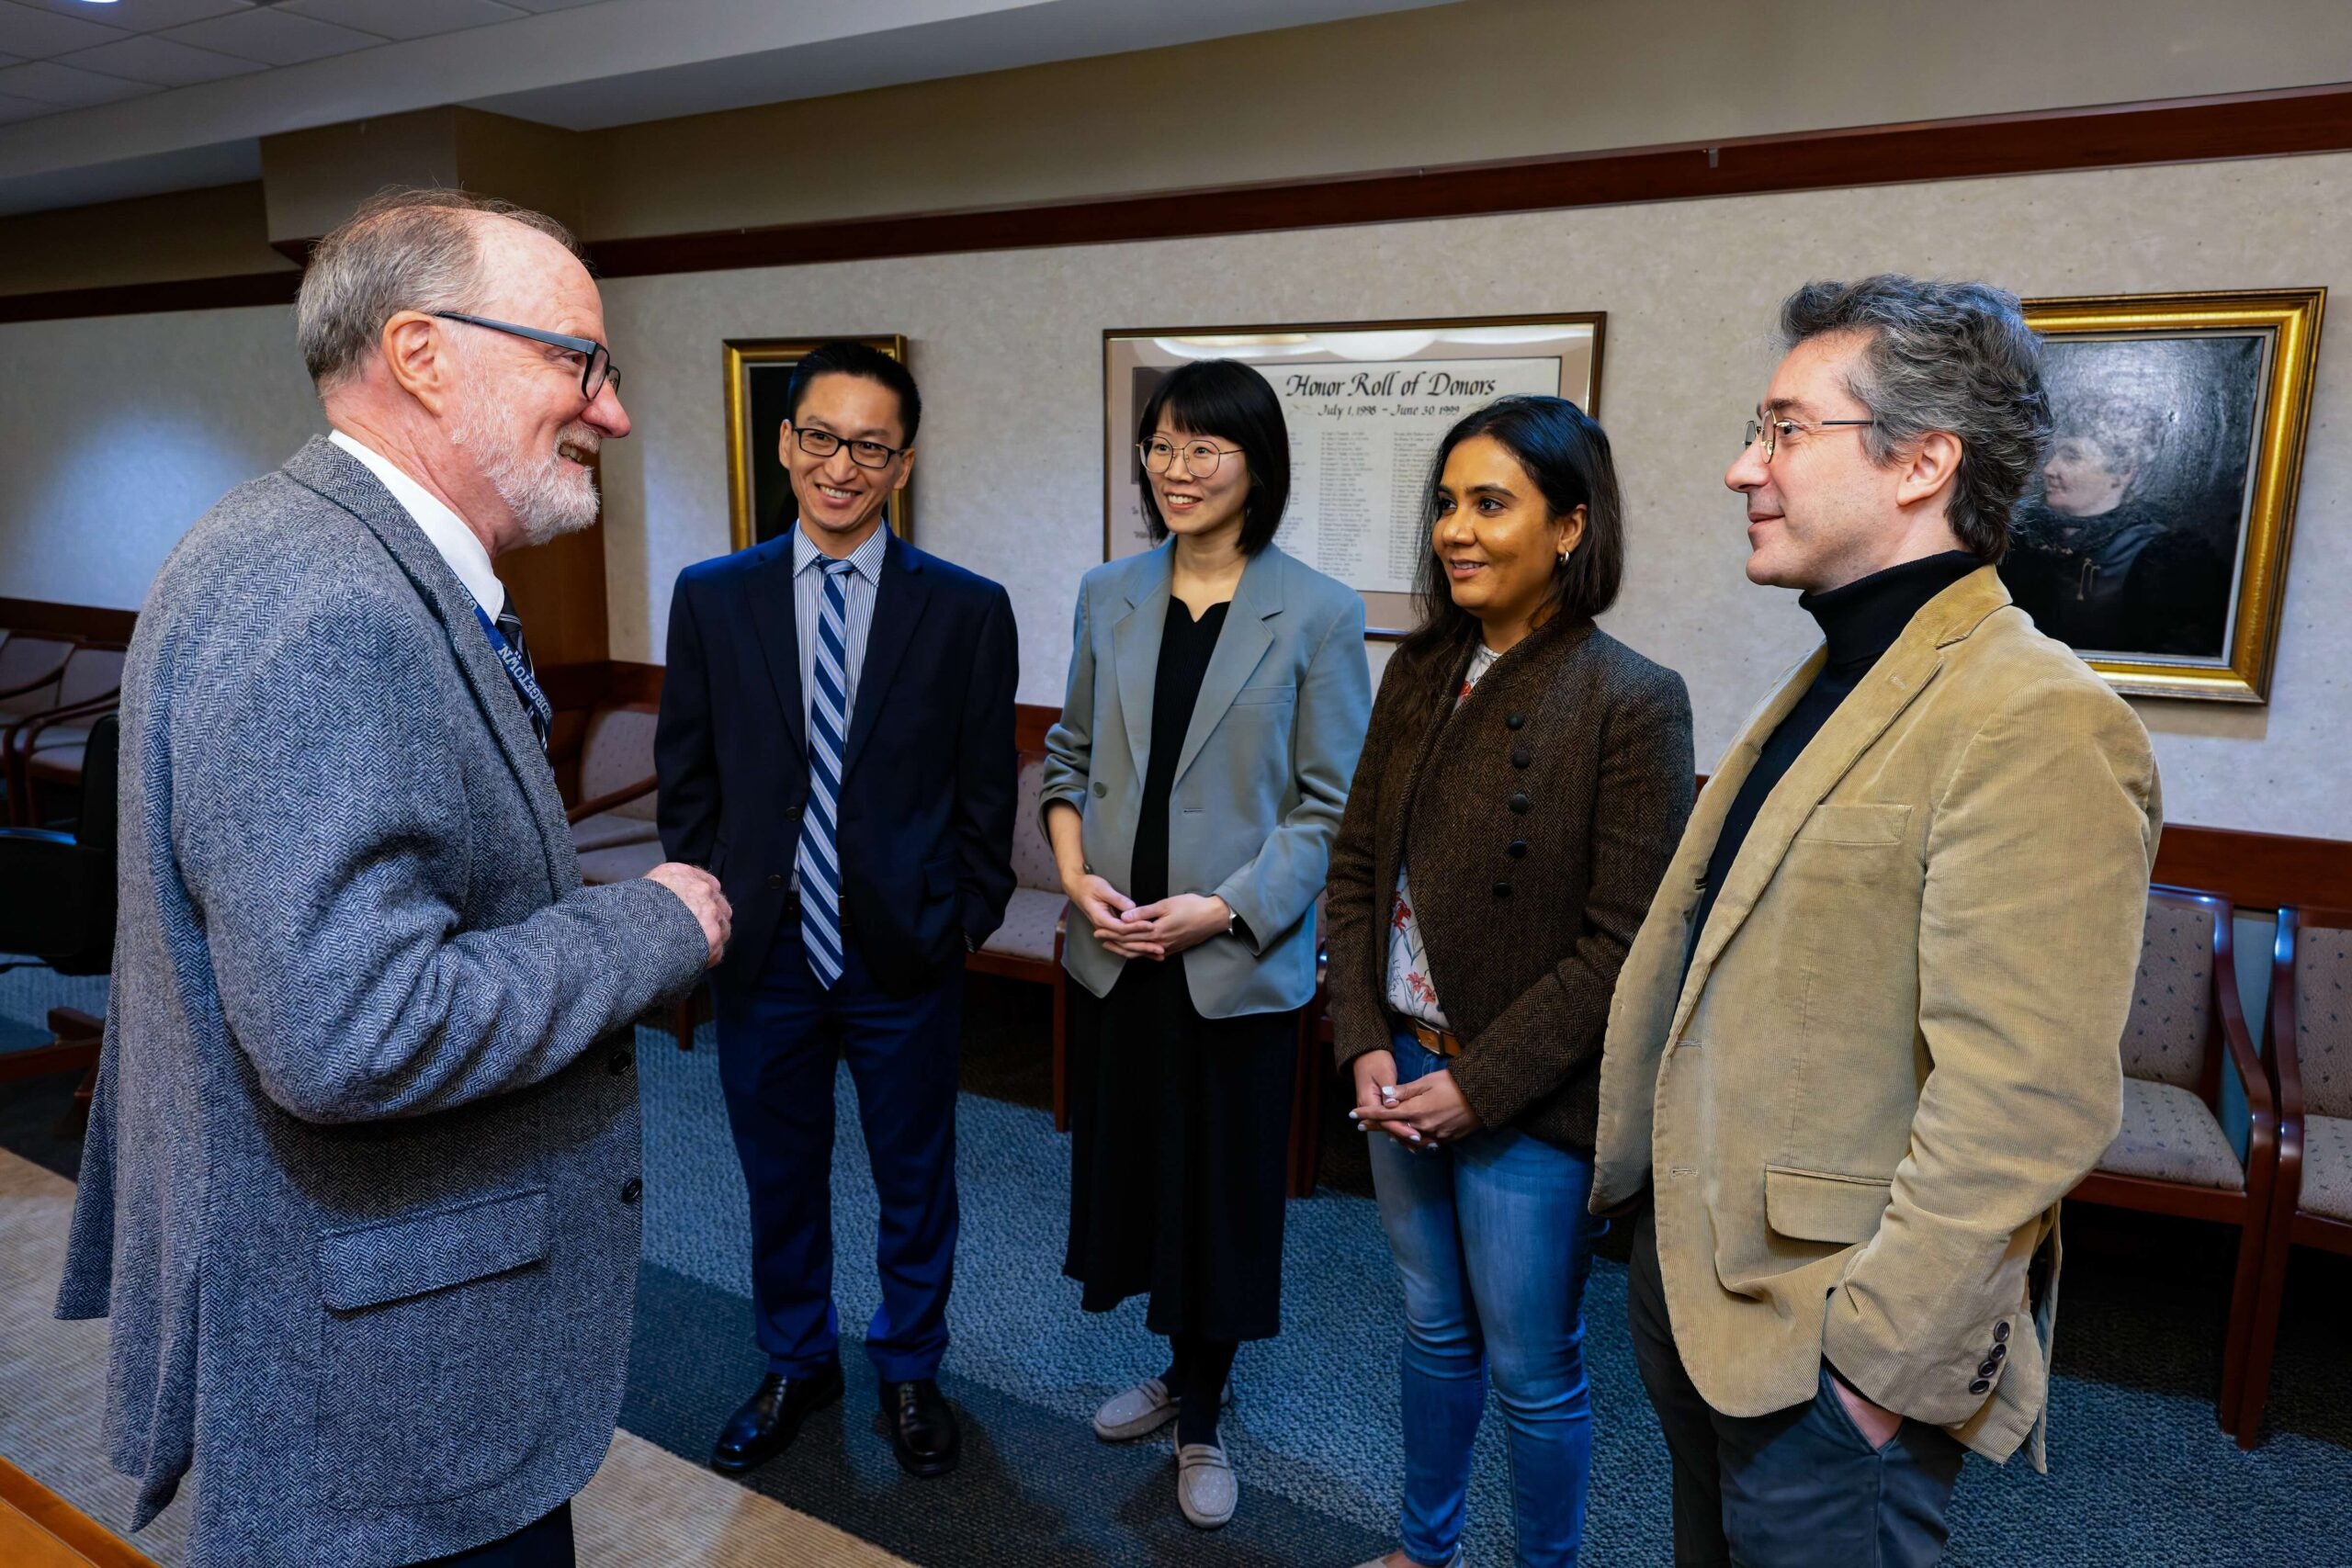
top-left (1063, 953), bottom-right (1297, 1342)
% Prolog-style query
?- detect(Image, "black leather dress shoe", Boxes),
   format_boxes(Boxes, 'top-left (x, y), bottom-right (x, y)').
top-left (709, 1364), bottom-right (843, 1473)
top-left (881, 1378), bottom-right (960, 1478)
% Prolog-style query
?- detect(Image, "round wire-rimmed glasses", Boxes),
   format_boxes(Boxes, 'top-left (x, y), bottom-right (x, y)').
top-left (1138, 436), bottom-right (1244, 478)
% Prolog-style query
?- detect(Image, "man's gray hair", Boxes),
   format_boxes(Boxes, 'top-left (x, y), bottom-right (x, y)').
top-left (1779, 275), bottom-right (2052, 560)
top-left (296, 187), bottom-right (580, 393)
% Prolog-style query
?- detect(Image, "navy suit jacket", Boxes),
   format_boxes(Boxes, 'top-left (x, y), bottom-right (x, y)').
top-left (657, 527), bottom-right (1019, 996)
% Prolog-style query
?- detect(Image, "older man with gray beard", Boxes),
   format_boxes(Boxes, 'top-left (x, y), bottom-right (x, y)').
top-left (57, 187), bottom-right (730, 1568)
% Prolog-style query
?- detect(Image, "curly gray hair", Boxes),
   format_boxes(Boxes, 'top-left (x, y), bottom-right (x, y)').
top-left (1779, 275), bottom-right (2052, 560)
top-left (296, 187), bottom-right (579, 393)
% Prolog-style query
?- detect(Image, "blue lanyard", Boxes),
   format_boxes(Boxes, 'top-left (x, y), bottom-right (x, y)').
top-left (471, 601), bottom-right (553, 740)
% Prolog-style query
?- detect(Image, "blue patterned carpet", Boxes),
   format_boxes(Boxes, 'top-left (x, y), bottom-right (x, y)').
top-left (7, 964), bottom-right (2352, 1565)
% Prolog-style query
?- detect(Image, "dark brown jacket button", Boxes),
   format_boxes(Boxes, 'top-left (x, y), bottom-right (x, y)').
top-left (1493, 881), bottom-right (1512, 898)
top-left (1968, 1377), bottom-right (1991, 1394)
top-left (1990, 1342), bottom-right (2007, 1361)
top-left (1511, 746), bottom-right (1532, 768)
top-left (1505, 713), bottom-right (1525, 729)
top-left (1508, 839), bottom-right (1528, 858)
top-left (620, 1178), bottom-right (643, 1204)
top-left (1509, 792), bottom-right (1530, 814)
top-left (1994, 1321), bottom-right (2011, 1343)
top-left (608, 1048), bottom-right (633, 1074)
top-left (1978, 1359), bottom-right (1998, 1378)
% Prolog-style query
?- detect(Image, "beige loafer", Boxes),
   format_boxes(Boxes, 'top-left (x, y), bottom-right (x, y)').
top-left (1092, 1377), bottom-right (1179, 1441)
top-left (1176, 1441), bottom-right (1237, 1529)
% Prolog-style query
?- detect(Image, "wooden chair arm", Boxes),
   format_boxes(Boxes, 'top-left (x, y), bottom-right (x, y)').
top-left (0, 660), bottom-right (68, 702)
top-left (6, 689), bottom-right (119, 756)
top-left (2213, 914), bottom-right (2274, 1140)
top-left (566, 774), bottom-right (658, 826)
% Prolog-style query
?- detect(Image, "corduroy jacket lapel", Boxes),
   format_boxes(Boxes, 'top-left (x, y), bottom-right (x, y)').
top-left (283, 435), bottom-right (574, 893)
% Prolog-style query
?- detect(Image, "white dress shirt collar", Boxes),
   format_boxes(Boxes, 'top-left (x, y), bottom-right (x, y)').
top-left (790, 519), bottom-right (890, 587)
top-left (328, 428), bottom-right (505, 617)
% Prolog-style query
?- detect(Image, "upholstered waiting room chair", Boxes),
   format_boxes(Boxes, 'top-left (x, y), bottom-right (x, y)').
top-left (2233, 905), bottom-right (2352, 1441)
top-left (561, 704), bottom-right (695, 1051)
top-left (0, 714), bottom-right (117, 1103)
top-left (8, 640), bottom-right (127, 826)
top-left (970, 752), bottom-right (1073, 1121)
top-left (2068, 885), bottom-right (2277, 1446)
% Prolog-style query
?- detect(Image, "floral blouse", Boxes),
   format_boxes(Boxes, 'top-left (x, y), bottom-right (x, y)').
top-left (1385, 644), bottom-right (1499, 1031)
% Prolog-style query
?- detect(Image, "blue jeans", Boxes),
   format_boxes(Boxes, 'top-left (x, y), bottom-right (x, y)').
top-left (1367, 1033), bottom-right (1600, 1568)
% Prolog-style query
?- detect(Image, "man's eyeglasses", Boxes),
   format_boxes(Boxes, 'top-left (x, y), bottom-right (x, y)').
top-left (1742, 412), bottom-right (1876, 462)
top-left (433, 311), bottom-right (617, 401)
top-left (788, 425), bottom-right (910, 470)
top-left (1138, 436), bottom-right (1244, 478)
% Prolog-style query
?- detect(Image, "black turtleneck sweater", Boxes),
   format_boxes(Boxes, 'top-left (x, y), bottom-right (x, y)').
top-left (1687, 551), bottom-right (1984, 960)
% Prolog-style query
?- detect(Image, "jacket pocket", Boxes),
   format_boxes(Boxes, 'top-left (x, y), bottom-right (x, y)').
top-left (1230, 684), bottom-right (1297, 705)
top-left (1764, 1164), bottom-right (1893, 1246)
top-left (314, 1188), bottom-right (552, 1507)
top-left (1794, 803), bottom-right (1912, 844)
top-left (922, 853), bottom-right (956, 899)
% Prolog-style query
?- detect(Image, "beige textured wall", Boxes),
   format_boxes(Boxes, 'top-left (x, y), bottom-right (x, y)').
top-left (597, 149), bottom-right (2350, 838)
top-left (582, 0), bottom-right (2352, 239)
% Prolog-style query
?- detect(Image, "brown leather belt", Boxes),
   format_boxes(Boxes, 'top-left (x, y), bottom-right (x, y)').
top-left (1410, 1020), bottom-right (1464, 1058)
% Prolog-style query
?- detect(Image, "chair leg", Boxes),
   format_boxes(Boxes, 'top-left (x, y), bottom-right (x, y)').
top-left (1051, 968), bottom-right (1070, 1133)
top-left (2218, 1217), bottom-right (2264, 1440)
top-left (673, 985), bottom-right (697, 1052)
top-left (2232, 1210), bottom-right (2294, 1446)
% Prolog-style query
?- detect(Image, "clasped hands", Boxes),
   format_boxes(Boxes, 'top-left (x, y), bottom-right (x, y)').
top-left (1347, 1048), bottom-right (1480, 1150)
top-left (1065, 874), bottom-right (1228, 961)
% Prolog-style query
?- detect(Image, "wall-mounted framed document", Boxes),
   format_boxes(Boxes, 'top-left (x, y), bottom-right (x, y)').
top-left (725, 335), bottom-right (912, 550)
top-left (1103, 314), bottom-right (1605, 637)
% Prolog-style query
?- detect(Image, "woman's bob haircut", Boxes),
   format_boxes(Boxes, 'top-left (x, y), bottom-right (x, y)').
top-left (1136, 358), bottom-right (1291, 555)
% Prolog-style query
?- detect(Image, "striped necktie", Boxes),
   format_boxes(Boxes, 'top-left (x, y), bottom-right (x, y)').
top-left (797, 559), bottom-right (856, 987)
top-left (494, 604), bottom-right (550, 751)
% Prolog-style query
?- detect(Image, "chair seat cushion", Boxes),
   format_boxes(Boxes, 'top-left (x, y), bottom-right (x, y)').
top-left (980, 886), bottom-right (1065, 964)
top-left (2096, 1077), bottom-right (2243, 1190)
top-left (576, 838), bottom-right (665, 886)
top-left (2301, 1114), bottom-right (2352, 1224)
top-left (26, 720), bottom-right (93, 754)
top-left (571, 808), bottom-right (661, 854)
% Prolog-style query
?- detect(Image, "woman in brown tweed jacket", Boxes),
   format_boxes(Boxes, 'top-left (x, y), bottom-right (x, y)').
top-left (1328, 396), bottom-right (1693, 1568)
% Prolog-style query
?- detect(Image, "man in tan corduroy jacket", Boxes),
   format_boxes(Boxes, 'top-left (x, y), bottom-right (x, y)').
top-left (1591, 276), bottom-right (2159, 1567)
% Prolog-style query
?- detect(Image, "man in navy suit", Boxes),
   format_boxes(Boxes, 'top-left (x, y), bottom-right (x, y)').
top-left (657, 342), bottom-right (1018, 1478)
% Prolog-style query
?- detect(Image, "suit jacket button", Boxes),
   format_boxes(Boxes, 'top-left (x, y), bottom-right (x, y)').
top-left (1968, 1377), bottom-right (1991, 1394)
top-left (1978, 1358), bottom-right (1998, 1378)
top-left (1508, 839), bottom-right (1528, 859)
top-left (620, 1178), bottom-right (643, 1205)
top-left (786, 802), bottom-right (804, 820)
top-left (1990, 1342), bottom-right (2007, 1361)
top-left (766, 873), bottom-right (785, 889)
top-left (1510, 746), bottom-right (1532, 768)
top-left (1994, 1321), bottom-right (2011, 1343)
top-left (1505, 713), bottom-right (1525, 729)
top-left (608, 1048), bottom-right (633, 1075)
top-left (1508, 792), bottom-right (1530, 814)
top-left (1493, 881), bottom-right (1512, 898)
top-left (1092, 781), bottom-right (1108, 797)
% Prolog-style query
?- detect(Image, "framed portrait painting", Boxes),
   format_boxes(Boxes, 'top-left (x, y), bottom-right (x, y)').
top-left (1103, 315), bottom-right (1604, 637)
top-left (2000, 289), bottom-right (2323, 703)
top-left (723, 335), bottom-right (913, 550)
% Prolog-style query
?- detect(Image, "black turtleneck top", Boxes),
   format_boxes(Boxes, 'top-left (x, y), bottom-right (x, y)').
top-left (1687, 551), bottom-right (1984, 961)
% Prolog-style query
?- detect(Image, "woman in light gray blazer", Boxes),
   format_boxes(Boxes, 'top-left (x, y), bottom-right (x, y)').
top-left (1041, 358), bottom-right (1371, 1530)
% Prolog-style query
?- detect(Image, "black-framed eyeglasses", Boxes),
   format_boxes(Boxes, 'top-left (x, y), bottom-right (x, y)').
top-left (1742, 411), bottom-right (1876, 462)
top-left (433, 310), bottom-right (617, 400)
top-left (788, 424), bottom-right (910, 470)
top-left (1138, 436), bottom-right (1244, 478)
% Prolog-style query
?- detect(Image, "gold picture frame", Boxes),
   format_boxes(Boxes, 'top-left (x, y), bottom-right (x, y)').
top-left (724, 335), bottom-right (913, 551)
top-left (2007, 289), bottom-right (2324, 703)
top-left (1104, 314), bottom-right (1605, 639)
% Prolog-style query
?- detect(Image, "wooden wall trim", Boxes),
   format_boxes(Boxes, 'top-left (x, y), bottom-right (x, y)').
top-left (0, 270), bottom-right (300, 326)
top-left (0, 597), bottom-right (136, 643)
top-left (2, 84), bottom-right (2348, 324)
top-left (582, 83), bottom-right (2352, 280)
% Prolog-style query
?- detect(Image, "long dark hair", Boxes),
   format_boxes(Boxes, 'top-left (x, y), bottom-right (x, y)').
top-left (1395, 396), bottom-right (1626, 687)
top-left (1136, 359), bottom-right (1290, 553)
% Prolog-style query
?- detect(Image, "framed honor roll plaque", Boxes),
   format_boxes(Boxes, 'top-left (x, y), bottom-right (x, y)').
top-left (725, 335), bottom-right (914, 550)
top-left (1104, 315), bottom-right (1605, 638)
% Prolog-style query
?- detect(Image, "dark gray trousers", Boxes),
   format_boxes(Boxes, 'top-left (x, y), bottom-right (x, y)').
top-left (1627, 1210), bottom-right (1965, 1567)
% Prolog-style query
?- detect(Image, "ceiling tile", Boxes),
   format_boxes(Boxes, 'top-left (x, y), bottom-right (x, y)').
top-left (0, 3), bottom-right (131, 58)
top-left (62, 30), bottom-right (259, 84)
top-left (156, 6), bottom-right (380, 65)
top-left (0, 55), bottom-right (157, 105)
top-left (9, 0), bottom-right (251, 33)
top-left (278, 0), bottom-right (524, 41)
top-left (0, 87), bottom-right (52, 121)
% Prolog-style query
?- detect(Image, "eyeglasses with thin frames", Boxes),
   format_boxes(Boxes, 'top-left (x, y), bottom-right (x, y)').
top-left (1137, 436), bottom-right (1244, 478)
top-left (1742, 411), bottom-right (1876, 462)
top-left (432, 311), bottom-right (617, 401)
top-left (788, 425), bottom-right (910, 470)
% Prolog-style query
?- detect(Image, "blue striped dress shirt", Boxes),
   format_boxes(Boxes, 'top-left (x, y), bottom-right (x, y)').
top-left (790, 521), bottom-right (888, 891)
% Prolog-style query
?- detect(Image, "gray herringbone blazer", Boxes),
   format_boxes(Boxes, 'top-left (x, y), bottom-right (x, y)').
top-left (55, 437), bottom-right (709, 1567)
